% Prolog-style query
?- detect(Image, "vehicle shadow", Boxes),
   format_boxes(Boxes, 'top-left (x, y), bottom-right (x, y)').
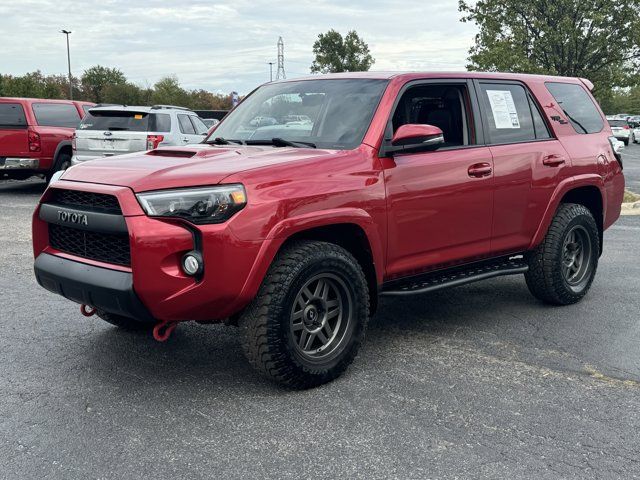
top-left (83, 277), bottom-right (538, 394)
top-left (0, 178), bottom-right (47, 194)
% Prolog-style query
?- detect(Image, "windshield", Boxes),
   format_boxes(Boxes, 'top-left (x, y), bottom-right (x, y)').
top-left (608, 120), bottom-right (628, 127)
top-left (208, 79), bottom-right (388, 150)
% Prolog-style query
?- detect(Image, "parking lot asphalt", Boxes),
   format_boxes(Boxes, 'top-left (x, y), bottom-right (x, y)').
top-left (1, 172), bottom-right (639, 479)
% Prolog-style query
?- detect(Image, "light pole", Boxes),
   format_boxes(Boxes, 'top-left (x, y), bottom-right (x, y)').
top-left (61, 30), bottom-right (72, 100)
top-left (268, 62), bottom-right (274, 82)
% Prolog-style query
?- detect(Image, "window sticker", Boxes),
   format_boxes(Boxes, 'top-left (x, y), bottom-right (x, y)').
top-left (134, 114), bottom-right (143, 120)
top-left (486, 90), bottom-right (520, 129)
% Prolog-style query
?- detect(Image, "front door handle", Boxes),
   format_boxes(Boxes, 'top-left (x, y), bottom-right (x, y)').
top-left (468, 162), bottom-right (492, 178)
top-left (543, 154), bottom-right (566, 167)
top-left (182, 138), bottom-right (190, 143)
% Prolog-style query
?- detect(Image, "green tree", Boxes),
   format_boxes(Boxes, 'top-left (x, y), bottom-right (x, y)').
top-left (102, 82), bottom-right (144, 105)
top-left (459, 0), bottom-right (640, 94)
top-left (151, 76), bottom-right (189, 106)
top-left (310, 29), bottom-right (374, 73)
top-left (81, 65), bottom-right (126, 103)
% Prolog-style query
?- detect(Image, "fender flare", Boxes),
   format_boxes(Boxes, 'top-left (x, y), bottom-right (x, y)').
top-left (235, 208), bottom-right (385, 305)
top-left (529, 174), bottom-right (606, 250)
top-left (53, 141), bottom-right (72, 165)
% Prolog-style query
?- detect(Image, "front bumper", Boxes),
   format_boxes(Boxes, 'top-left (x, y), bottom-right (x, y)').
top-left (0, 157), bottom-right (39, 169)
top-left (33, 180), bottom-right (264, 323)
top-left (34, 253), bottom-right (155, 322)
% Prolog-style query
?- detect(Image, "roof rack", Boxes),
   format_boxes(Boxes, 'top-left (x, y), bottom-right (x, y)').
top-left (150, 104), bottom-right (192, 111)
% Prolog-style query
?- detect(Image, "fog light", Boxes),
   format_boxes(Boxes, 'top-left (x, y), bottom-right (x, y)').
top-left (182, 252), bottom-right (203, 276)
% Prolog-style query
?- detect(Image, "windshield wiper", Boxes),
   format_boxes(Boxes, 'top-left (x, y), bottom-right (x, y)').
top-left (107, 127), bottom-right (129, 131)
top-left (245, 138), bottom-right (317, 148)
top-left (207, 137), bottom-right (245, 145)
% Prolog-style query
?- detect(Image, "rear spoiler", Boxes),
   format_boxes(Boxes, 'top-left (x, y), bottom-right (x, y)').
top-left (579, 78), bottom-right (594, 91)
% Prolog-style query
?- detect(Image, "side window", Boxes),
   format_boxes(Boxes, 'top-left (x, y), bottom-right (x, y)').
top-left (0, 103), bottom-right (27, 128)
top-left (392, 83), bottom-right (474, 147)
top-left (32, 103), bottom-right (80, 128)
top-left (478, 83), bottom-right (536, 144)
top-left (177, 114), bottom-right (196, 134)
top-left (529, 96), bottom-right (551, 139)
top-left (150, 113), bottom-right (171, 133)
top-left (545, 82), bottom-right (604, 134)
top-left (189, 115), bottom-right (209, 135)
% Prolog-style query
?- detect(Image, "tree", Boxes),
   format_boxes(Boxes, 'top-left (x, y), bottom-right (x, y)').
top-left (151, 76), bottom-right (189, 106)
top-left (310, 29), bottom-right (374, 73)
top-left (458, 0), bottom-right (640, 94)
top-left (81, 66), bottom-right (127, 103)
top-left (102, 82), bottom-right (144, 105)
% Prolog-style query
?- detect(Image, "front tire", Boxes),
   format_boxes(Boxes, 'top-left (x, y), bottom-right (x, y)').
top-left (239, 240), bottom-right (370, 389)
top-left (525, 203), bottom-right (599, 305)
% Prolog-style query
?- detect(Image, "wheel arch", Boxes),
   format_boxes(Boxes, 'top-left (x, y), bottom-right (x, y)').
top-left (530, 176), bottom-right (605, 254)
top-left (53, 141), bottom-right (72, 166)
top-left (236, 209), bottom-right (384, 317)
top-left (281, 223), bottom-right (380, 315)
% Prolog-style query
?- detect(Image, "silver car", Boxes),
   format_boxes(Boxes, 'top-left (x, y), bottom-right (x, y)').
top-left (72, 105), bottom-right (209, 165)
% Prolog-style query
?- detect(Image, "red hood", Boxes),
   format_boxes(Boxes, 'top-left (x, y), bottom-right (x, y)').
top-left (61, 144), bottom-right (335, 192)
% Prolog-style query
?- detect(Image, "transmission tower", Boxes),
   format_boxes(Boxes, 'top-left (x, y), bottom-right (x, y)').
top-left (276, 36), bottom-right (286, 80)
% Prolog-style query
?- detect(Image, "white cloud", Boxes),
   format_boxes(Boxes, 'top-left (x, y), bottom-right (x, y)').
top-left (0, 0), bottom-right (476, 94)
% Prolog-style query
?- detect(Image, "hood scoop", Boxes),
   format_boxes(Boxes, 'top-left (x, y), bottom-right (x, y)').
top-left (146, 149), bottom-right (196, 158)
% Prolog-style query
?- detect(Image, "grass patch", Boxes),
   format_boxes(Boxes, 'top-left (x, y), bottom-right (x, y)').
top-left (624, 190), bottom-right (640, 203)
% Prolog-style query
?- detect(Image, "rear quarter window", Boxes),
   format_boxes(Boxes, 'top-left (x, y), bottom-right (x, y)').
top-left (0, 103), bottom-right (27, 128)
top-left (149, 113), bottom-right (171, 133)
top-left (32, 103), bottom-right (81, 128)
top-left (545, 82), bottom-right (604, 134)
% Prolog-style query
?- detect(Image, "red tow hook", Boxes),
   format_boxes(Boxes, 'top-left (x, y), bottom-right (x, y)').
top-left (153, 320), bottom-right (178, 342)
top-left (80, 304), bottom-right (96, 317)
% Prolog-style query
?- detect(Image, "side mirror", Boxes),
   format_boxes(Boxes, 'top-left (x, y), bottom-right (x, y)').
top-left (386, 124), bottom-right (445, 155)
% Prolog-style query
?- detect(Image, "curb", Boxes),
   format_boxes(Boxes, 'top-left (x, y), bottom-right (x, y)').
top-left (621, 201), bottom-right (640, 216)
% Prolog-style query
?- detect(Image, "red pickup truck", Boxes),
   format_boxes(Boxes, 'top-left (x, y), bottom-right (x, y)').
top-left (32, 72), bottom-right (624, 388)
top-left (0, 97), bottom-right (94, 181)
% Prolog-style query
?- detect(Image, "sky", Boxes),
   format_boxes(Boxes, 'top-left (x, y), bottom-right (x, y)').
top-left (0, 0), bottom-right (478, 95)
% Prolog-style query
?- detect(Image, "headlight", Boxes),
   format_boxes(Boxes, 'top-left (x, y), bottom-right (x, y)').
top-left (136, 184), bottom-right (247, 224)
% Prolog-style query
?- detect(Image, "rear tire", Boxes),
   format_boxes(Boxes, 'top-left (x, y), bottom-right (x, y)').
top-left (525, 203), bottom-right (599, 305)
top-left (239, 240), bottom-right (370, 389)
top-left (96, 310), bottom-right (154, 331)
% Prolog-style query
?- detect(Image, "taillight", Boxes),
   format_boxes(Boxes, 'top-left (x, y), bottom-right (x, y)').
top-left (623, 125), bottom-right (630, 130)
top-left (28, 129), bottom-right (41, 152)
top-left (71, 133), bottom-right (77, 152)
top-left (608, 136), bottom-right (623, 169)
top-left (146, 134), bottom-right (164, 150)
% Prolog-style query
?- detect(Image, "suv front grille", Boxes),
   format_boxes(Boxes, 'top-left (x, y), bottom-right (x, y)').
top-left (50, 189), bottom-right (122, 214)
top-left (49, 224), bottom-right (131, 266)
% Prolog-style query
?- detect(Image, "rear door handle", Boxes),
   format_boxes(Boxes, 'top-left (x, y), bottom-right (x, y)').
top-left (468, 162), bottom-right (492, 178)
top-left (543, 154), bottom-right (566, 167)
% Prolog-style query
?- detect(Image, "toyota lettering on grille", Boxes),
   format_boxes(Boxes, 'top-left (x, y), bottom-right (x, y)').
top-left (57, 210), bottom-right (88, 226)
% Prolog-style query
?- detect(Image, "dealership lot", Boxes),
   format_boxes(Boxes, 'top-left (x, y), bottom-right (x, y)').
top-left (1, 152), bottom-right (639, 479)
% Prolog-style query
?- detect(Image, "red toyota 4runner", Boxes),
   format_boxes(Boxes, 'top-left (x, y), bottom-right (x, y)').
top-left (32, 73), bottom-right (624, 388)
top-left (0, 97), bottom-right (94, 181)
